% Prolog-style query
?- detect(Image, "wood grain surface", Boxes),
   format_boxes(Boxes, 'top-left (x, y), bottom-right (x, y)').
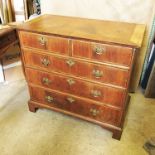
top-left (17, 14), bottom-right (145, 47)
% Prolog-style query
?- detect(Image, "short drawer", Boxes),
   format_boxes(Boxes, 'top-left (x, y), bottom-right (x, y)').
top-left (26, 68), bottom-right (126, 108)
top-left (72, 40), bottom-right (133, 67)
top-left (19, 31), bottom-right (69, 55)
top-left (30, 86), bottom-right (122, 126)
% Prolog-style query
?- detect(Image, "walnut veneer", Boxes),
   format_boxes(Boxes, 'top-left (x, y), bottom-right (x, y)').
top-left (17, 14), bottom-right (145, 140)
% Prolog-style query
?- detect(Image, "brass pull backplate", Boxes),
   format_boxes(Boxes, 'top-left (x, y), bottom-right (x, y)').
top-left (66, 97), bottom-right (75, 103)
top-left (93, 45), bottom-right (106, 55)
top-left (42, 77), bottom-right (51, 85)
top-left (91, 90), bottom-right (102, 97)
top-left (90, 108), bottom-right (100, 116)
top-left (67, 78), bottom-right (75, 86)
top-left (45, 95), bottom-right (53, 103)
top-left (41, 58), bottom-right (50, 66)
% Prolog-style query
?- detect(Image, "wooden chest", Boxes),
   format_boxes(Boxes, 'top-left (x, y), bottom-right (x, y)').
top-left (17, 15), bottom-right (145, 140)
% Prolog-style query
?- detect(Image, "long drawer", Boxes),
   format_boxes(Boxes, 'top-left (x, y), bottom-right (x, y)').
top-left (29, 86), bottom-right (122, 126)
top-left (72, 40), bottom-right (133, 67)
top-left (23, 49), bottom-right (129, 88)
top-left (25, 68), bottom-right (126, 108)
top-left (19, 31), bottom-right (69, 55)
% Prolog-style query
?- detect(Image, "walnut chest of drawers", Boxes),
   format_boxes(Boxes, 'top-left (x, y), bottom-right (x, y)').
top-left (18, 14), bottom-right (145, 140)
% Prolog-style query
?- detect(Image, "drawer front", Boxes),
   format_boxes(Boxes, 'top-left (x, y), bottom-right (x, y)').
top-left (72, 40), bottom-right (133, 67)
top-left (70, 59), bottom-right (129, 88)
top-left (23, 49), bottom-right (70, 74)
top-left (26, 68), bottom-right (126, 108)
top-left (30, 86), bottom-right (122, 126)
top-left (19, 31), bottom-right (69, 55)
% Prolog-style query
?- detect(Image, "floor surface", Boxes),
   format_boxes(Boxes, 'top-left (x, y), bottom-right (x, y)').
top-left (0, 80), bottom-right (155, 155)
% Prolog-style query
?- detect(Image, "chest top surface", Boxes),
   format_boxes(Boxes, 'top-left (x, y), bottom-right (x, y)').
top-left (17, 14), bottom-right (145, 48)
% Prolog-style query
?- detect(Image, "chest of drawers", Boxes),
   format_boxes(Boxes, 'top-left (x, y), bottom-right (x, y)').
top-left (18, 15), bottom-right (145, 140)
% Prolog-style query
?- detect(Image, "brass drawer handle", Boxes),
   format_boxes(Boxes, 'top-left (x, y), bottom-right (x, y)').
top-left (38, 36), bottom-right (47, 45)
top-left (66, 97), bottom-right (75, 103)
top-left (90, 108), bottom-right (100, 116)
top-left (42, 77), bottom-right (51, 85)
top-left (66, 59), bottom-right (75, 67)
top-left (67, 78), bottom-right (75, 86)
top-left (93, 46), bottom-right (106, 55)
top-left (45, 95), bottom-right (53, 103)
top-left (41, 58), bottom-right (50, 66)
top-left (91, 90), bottom-right (102, 97)
top-left (92, 69), bottom-right (103, 78)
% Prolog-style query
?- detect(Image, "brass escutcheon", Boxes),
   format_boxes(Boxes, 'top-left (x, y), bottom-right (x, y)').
top-left (91, 90), bottom-right (102, 97)
top-left (67, 78), bottom-right (75, 86)
top-left (92, 69), bottom-right (103, 78)
top-left (66, 97), bottom-right (75, 103)
top-left (90, 108), bottom-right (100, 116)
